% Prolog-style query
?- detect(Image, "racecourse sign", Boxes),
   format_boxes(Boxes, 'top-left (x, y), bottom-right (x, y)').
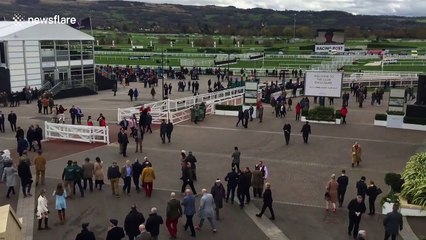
top-left (315, 44), bottom-right (345, 53)
top-left (304, 71), bottom-right (343, 98)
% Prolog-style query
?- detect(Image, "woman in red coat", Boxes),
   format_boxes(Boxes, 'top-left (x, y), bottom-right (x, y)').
top-left (295, 103), bottom-right (301, 121)
top-left (340, 106), bottom-right (348, 124)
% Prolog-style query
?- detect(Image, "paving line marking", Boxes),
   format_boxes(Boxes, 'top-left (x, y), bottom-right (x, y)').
top-left (177, 124), bottom-right (422, 146)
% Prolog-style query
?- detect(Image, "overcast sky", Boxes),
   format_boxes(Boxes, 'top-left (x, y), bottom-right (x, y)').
top-left (127, 0), bottom-right (426, 16)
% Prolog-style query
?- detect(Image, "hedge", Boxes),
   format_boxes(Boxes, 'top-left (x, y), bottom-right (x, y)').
top-left (375, 114), bottom-right (387, 121)
top-left (132, 48), bottom-right (153, 52)
top-left (386, 111), bottom-right (405, 116)
top-left (215, 105), bottom-right (242, 111)
top-left (367, 43), bottom-right (415, 49)
top-left (404, 116), bottom-right (426, 125)
top-left (299, 45), bottom-right (315, 51)
top-left (335, 110), bottom-right (341, 119)
top-left (166, 48), bottom-right (183, 53)
top-left (306, 106), bottom-right (335, 122)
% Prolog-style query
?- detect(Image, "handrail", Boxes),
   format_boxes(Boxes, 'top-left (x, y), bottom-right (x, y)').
top-left (44, 121), bottom-right (109, 144)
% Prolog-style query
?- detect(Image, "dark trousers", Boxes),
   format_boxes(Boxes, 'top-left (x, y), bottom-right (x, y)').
top-left (342, 116), bottom-right (346, 124)
top-left (73, 180), bottom-right (84, 197)
top-left (238, 188), bottom-right (248, 207)
top-left (123, 176), bottom-right (131, 194)
top-left (122, 143), bottom-right (128, 157)
top-left (295, 113), bottom-right (300, 121)
top-left (83, 177), bottom-right (93, 192)
top-left (231, 162), bottom-right (240, 172)
top-left (348, 214), bottom-right (361, 238)
top-left (166, 132), bottom-right (172, 142)
top-left (369, 197), bottom-right (376, 214)
top-left (6, 186), bottom-right (15, 197)
top-left (236, 118), bottom-right (243, 126)
top-left (284, 133), bottom-right (290, 145)
top-left (181, 180), bottom-right (196, 194)
top-left (244, 118), bottom-right (249, 128)
top-left (338, 189), bottom-right (346, 207)
top-left (184, 214), bottom-right (195, 236)
top-left (226, 185), bottom-right (236, 203)
top-left (95, 180), bottom-right (103, 190)
top-left (132, 175), bottom-right (140, 191)
top-left (28, 139), bottom-right (36, 152)
top-left (146, 124), bottom-right (152, 133)
top-left (253, 188), bottom-right (263, 198)
top-left (303, 134), bottom-right (309, 143)
top-left (384, 231), bottom-right (397, 240)
top-left (21, 181), bottom-right (32, 196)
top-left (71, 116), bottom-right (76, 125)
top-left (258, 202), bottom-right (275, 219)
top-left (245, 188), bottom-right (251, 203)
top-left (43, 106), bottom-right (48, 115)
top-left (160, 132), bottom-right (166, 143)
top-left (10, 122), bottom-right (16, 132)
top-left (0, 121), bottom-right (4, 132)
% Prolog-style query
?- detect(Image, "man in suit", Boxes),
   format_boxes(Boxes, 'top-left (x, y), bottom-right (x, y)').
top-left (7, 110), bottom-right (17, 132)
top-left (347, 195), bottom-right (366, 239)
top-left (300, 121), bottom-right (311, 144)
top-left (135, 224), bottom-right (151, 240)
top-left (166, 120), bottom-right (173, 143)
top-left (166, 192), bottom-right (182, 239)
top-left (243, 109), bottom-right (250, 128)
top-left (34, 124), bottom-right (43, 150)
top-left (181, 189), bottom-right (196, 237)
top-left (283, 123), bottom-right (291, 145)
top-left (337, 169), bottom-right (349, 207)
top-left (118, 128), bottom-right (129, 157)
top-left (160, 120), bottom-right (167, 144)
top-left (383, 203), bottom-right (403, 240)
top-left (356, 176), bottom-right (367, 203)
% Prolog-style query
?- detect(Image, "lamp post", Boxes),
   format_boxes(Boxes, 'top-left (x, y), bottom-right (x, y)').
top-left (227, 52), bottom-right (230, 79)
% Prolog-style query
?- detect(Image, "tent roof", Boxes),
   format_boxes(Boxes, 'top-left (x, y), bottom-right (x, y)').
top-left (0, 21), bottom-right (94, 41)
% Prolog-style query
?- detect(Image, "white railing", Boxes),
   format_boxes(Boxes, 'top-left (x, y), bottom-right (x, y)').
top-left (44, 122), bottom-right (110, 144)
top-left (117, 87), bottom-right (246, 124)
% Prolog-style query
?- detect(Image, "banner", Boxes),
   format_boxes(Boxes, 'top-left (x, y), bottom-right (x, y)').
top-left (315, 45), bottom-right (345, 53)
top-left (304, 71), bottom-right (343, 98)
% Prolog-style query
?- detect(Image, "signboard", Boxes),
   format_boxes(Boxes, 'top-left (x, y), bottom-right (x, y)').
top-left (315, 29), bottom-right (345, 44)
top-left (388, 88), bottom-right (405, 112)
top-left (315, 45), bottom-right (345, 53)
top-left (244, 82), bottom-right (258, 104)
top-left (304, 71), bottom-right (343, 97)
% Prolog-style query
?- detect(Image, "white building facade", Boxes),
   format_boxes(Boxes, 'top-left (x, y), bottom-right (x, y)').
top-left (0, 21), bottom-right (94, 92)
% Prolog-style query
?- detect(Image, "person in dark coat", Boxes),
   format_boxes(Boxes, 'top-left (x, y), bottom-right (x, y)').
top-left (181, 189), bottom-right (196, 237)
top-left (337, 170), bottom-right (349, 207)
top-left (160, 120), bottom-right (167, 144)
top-left (210, 179), bottom-right (225, 220)
top-left (132, 159), bottom-right (143, 193)
top-left (145, 207), bottom-right (164, 240)
top-left (26, 125), bottom-right (36, 152)
top-left (34, 124), bottom-right (43, 150)
top-left (166, 120), bottom-right (173, 143)
top-left (75, 223), bottom-right (96, 240)
top-left (366, 180), bottom-right (379, 215)
top-left (356, 176), bottom-right (367, 203)
top-left (180, 163), bottom-right (197, 194)
top-left (17, 137), bottom-right (28, 157)
top-left (7, 110), bottom-right (17, 132)
top-left (225, 168), bottom-right (238, 204)
top-left (0, 110), bottom-right (5, 133)
top-left (128, 88), bottom-right (134, 101)
top-left (124, 205), bottom-right (145, 240)
top-left (237, 168), bottom-right (250, 209)
top-left (185, 151), bottom-right (197, 181)
top-left (347, 195), bottom-right (366, 239)
top-left (300, 122), bottom-right (311, 144)
top-left (106, 219), bottom-right (125, 240)
top-left (255, 182), bottom-right (275, 220)
top-left (118, 128), bottom-right (129, 157)
top-left (283, 123), bottom-right (291, 145)
top-left (146, 113), bottom-right (153, 133)
top-left (236, 109), bottom-right (244, 127)
top-left (383, 203), bottom-right (403, 240)
top-left (15, 126), bottom-right (24, 141)
top-left (18, 159), bottom-right (32, 198)
top-left (249, 105), bottom-right (254, 121)
top-left (69, 105), bottom-right (77, 125)
top-left (243, 109), bottom-right (250, 128)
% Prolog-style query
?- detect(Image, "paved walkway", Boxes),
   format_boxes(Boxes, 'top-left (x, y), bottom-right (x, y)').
top-left (1, 76), bottom-right (425, 239)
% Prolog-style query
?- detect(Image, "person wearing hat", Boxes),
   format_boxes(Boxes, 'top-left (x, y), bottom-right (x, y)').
top-left (62, 160), bottom-right (75, 199)
top-left (124, 205), bottom-right (145, 240)
top-left (106, 219), bottom-right (125, 240)
top-left (210, 178), bottom-right (225, 220)
top-left (75, 223), bottom-right (95, 240)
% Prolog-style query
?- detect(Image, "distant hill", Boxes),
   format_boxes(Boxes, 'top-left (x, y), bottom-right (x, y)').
top-left (2, 0), bottom-right (426, 38)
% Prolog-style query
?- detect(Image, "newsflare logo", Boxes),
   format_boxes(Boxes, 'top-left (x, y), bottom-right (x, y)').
top-left (12, 13), bottom-right (77, 25)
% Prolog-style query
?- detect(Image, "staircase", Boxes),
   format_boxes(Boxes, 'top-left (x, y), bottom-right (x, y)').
top-left (47, 80), bottom-right (98, 99)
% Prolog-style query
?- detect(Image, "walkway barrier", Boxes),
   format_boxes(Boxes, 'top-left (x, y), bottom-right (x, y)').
top-left (117, 87), bottom-right (246, 124)
top-left (44, 122), bottom-right (110, 144)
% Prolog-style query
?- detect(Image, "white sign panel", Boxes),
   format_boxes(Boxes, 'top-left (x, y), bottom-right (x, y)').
top-left (305, 71), bottom-right (343, 97)
top-left (245, 82), bottom-right (258, 91)
top-left (315, 44), bottom-right (345, 53)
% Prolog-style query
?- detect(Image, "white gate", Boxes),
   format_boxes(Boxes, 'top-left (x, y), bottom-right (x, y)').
top-left (44, 122), bottom-right (110, 144)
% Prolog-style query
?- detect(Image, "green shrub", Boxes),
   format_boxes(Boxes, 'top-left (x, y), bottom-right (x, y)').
top-left (307, 106), bottom-right (335, 122)
top-left (299, 45), bottom-right (315, 51)
top-left (375, 113), bottom-right (387, 121)
top-left (132, 48), bottom-right (153, 52)
top-left (386, 111), bottom-right (405, 116)
top-left (301, 109), bottom-right (309, 117)
top-left (215, 105), bottom-right (242, 111)
top-left (385, 173), bottom-right (403, 193)
top-left (167, 48), bottom-right (183, 53)
top-left (380, 191), bottom-right (400, 206)
top-left (335, 110), bottom-right (341, 119)
top-left (400, 152), bottom-right (426, 207)
top-left (404, 116), bottom-right (426, 125)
